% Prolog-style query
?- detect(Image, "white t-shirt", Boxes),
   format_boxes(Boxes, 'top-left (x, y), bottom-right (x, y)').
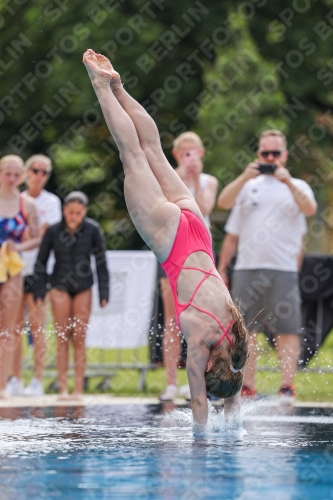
top-left (21, 190), bottom-right (62, 277)
top-left (225, 175), bottom-right (315, 272)
top-left (189, 173), bottom-right (211, 228)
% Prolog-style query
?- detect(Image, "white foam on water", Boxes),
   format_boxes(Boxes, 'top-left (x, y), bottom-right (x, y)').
top-left (159, 401), bottom-right (247, 438)
top-left (159, 407), bottom-right (192, 428)
top-left (244, 415), bottom-right (333, 424)
top-left (0, 401), bottom-right (331, 456)
top-left (159, 398), bottom-right (333, 438)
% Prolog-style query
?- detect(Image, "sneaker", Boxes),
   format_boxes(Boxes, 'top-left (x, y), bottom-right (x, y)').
top-left (6, 377), bottom-right (24, 396)
top-left (23, 377), bottom-right (45, 397)
top-left (179, 384), bottom-right (191, 401)
top-left (278, 385), bottom-right (296, 405)
top-left (241, 385), bottom-right (258, 398)
top-left (159, 384), bottom-right (178, 402)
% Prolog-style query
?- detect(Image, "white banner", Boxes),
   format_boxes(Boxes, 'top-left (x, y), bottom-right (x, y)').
top-left (85, 250), bottom-right (157, 349)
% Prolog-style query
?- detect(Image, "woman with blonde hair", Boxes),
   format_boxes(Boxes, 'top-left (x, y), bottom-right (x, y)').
top-left (0, 155), bottom-right (40, 398)
top-left (7, 154), bottom-right (62, 397)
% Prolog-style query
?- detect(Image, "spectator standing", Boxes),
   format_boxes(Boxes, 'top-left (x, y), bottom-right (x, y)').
top-left (0, 155), bottom-right (40, 399)
top-left (159, 132), bottom-right (218, 402)
top-left (218, 130), bottom-right (317, 402)
top-left (7, 155), bottom-right (62, 397)
top-left (33, 191), bottom-right (109, 400)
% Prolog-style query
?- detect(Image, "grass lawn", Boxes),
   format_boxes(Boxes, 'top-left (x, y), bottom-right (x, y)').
top-left (21, 327), bottom-right (333, 402)
top-left (255, 332), bottom-right (333, 402)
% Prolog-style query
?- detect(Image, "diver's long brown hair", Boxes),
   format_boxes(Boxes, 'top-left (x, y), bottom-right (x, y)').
top-left (205, 302), bottom-right (249, 399)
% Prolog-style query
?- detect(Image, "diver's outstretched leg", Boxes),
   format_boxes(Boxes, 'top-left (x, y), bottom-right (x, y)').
top-left (91, 54), bottom-right (205, 223)
top-left (83, 49), bottom-right (180, 262)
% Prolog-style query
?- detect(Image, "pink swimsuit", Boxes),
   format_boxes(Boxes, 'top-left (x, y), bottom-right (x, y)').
top-left (161, 209), bottom-right (233, 348)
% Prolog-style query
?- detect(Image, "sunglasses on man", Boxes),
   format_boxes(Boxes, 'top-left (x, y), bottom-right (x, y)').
top-left (30, 168), bottom-right (49, 176)
top-left (259, 151), bottom-right (282, 158)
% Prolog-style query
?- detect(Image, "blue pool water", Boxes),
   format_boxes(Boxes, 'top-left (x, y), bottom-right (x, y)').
top-left (0, 403), bottom-right (333, 499)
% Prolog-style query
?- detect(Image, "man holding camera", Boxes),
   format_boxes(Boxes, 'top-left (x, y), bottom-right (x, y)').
top-left (217, 130), bottom-right (317, 402)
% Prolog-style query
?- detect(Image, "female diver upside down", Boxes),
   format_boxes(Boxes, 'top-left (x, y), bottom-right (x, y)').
top-left (83, 49), bottom-right (248, 428)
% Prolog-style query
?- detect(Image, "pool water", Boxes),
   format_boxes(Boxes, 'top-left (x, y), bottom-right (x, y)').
top-left (0, 403), bottom-right (333, 499)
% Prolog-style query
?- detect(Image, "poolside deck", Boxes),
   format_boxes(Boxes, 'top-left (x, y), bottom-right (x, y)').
top-left (0, 395), bottom-right (332, 407)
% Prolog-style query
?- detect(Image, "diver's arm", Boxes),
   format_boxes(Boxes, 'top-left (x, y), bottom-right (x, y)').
top-left (186, 343), bottom-right (210, 430)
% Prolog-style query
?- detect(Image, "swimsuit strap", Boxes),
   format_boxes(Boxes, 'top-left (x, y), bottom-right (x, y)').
top-left (212, 319), bottom-right (233, 348)
top-left (181, 265), bottom-right (233, 347)
top-left (183, 265), bottom-right (216, 304)
top-left (182, 265), bottom-right (226, 286)
top-left (19, 194), bottom-right (27, 223)
top-left (189, 304), bottom-right (233, 347)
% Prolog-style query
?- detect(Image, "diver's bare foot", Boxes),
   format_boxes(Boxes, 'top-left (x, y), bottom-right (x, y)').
top-left (95, 53), bottom-right (122, 90)
top-left (83, 49), bottom-right (113, 89)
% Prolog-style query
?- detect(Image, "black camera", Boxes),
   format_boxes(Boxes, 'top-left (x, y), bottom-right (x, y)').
top-left (258, 163), bottom-right (277, 175)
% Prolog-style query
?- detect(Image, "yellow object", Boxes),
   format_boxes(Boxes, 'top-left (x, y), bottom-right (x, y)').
top-left (0, 242), bottom-right (24, 283)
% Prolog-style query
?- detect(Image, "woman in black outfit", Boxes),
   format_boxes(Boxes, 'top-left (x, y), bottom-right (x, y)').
top-left (33, 191), bottom-right (109, 399)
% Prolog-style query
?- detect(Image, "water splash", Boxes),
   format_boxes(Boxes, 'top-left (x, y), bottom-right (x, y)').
top-left (158, 395), bottom-right (320, 437)
top-left (159, 401), bottom-right (247, 437)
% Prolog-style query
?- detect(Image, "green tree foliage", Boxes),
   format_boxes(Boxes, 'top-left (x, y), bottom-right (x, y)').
top-left (1, 0), bottom-right (332, 249)
top-left (194, 14), bottom-right (286, 187)
top-left (230, 0), bottom-right (333, 214)
top-left (1, 0), bottom-right (233, 249)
